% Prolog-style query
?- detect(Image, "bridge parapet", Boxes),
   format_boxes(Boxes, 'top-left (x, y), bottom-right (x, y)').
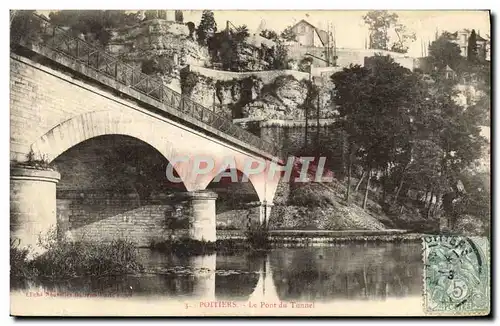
top-left (10, 12), bottom-right (285, 161)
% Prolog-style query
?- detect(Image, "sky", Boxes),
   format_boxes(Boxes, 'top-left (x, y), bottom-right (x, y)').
top-left (37, 10), bottom-right (490, 58)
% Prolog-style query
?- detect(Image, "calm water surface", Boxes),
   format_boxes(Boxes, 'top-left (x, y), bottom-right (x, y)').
top-left (13, 242), bottom-right (423, 303)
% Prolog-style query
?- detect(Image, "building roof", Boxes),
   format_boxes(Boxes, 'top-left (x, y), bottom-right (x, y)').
top-left (291, 19), bottom-right (330, 46)
top-left (449, 29), bottom-right (489, 43)
top-left (476, 34), bottom-right (488, 42)
top-left (247, 33), bottom-right (276, 48)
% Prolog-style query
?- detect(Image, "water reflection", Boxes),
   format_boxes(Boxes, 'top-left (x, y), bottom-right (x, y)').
top-left (270, 243), bottom-right (422, 301)
top-left (12, 243), bottom-right (422, 302)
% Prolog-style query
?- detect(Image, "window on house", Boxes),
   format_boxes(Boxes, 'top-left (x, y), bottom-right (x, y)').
top-left (300, 25), bottom-right (306, 33)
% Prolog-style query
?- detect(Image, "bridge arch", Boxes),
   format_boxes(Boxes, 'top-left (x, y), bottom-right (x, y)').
top-left (205, 168), bottom-right (261, 231)
top-left (30, 109), bottom-right (189, 187)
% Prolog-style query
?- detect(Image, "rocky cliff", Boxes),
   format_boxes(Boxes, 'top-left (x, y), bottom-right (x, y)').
top-left (105, 18), bottom-right (338, 122)
top-left (106, 18), bottom-right (209, 83)
top-left (184, 71), bottom-right (336, 120)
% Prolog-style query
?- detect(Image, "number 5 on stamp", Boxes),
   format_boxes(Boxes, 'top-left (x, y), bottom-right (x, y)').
top-left (423, 235), bottom-right (490, 316)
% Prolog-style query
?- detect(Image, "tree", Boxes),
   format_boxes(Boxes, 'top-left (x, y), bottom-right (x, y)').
top-left (363, 10), bottom-right (398, 50)
top-left (363, 10), bottom-right (416, 53)
top-left (141, 55), bottom-right (174, 76)
top-left (467, 29), bottom-right (478, 61)
top-left (331, 46), bottom-right (488, 229)
top-left (272, 41), bottom-right (290, 70)
top-left (391, 23), bottom-right (416, 53)
top-left (144, 10), bottom-right (160, 20)
top-left (186, 22), bottom-right (196, 39)
top-left (280, 25), bottom-right (297, 42)
top-left (10, 10), bottom-right (37, 43)
top-left (233, 25), bottom-right (250, 42)
top-left (331, 55), bottom-right (424, 208)
top-left (196, 10), bottom-right (217, 46)
top-left (298, 57), bottom-right (313, 73)
top-left (331, 64), bottom-right (371, 204)
top-left (428, 33), bottom-right (462, 71)
top-left (260, 29), bottom-right (279, 42)
top-left (175, 10), bottom-right (184, 23)
top-left (449, 171), bottom-right (490, 234)
top-left (207, 24), bottom-right (250, 71)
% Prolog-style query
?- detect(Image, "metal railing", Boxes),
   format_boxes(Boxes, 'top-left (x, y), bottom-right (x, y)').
top-left (11, 12), bottom-right (283, 158)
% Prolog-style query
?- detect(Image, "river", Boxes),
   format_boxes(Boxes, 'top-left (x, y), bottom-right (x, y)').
top-left (11, 242), bottom-right (425, 316)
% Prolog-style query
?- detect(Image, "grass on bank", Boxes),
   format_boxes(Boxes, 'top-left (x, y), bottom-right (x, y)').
top-left (10, 228), bottom-right (143, 283)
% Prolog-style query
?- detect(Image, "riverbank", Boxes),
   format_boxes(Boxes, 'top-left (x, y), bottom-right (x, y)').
top-left (149, 230), bottom-right (424, 256)
top-left (217, 229), bottom-right (420, 242)
top-left (10, 232), bottom-right (144, 284)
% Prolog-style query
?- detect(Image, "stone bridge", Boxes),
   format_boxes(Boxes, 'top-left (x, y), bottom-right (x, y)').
top-left (10, 13), bottom-right (283, 251)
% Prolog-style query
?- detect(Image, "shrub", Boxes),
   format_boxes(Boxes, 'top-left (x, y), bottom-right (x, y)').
top-left (32, 238), bottom-right (143, 280)
top-left (180, 70), bottom-right (199, 97)
top-left (244, 225), bottom-right (270, 250)
top-left (10, 239), bottom-right (37, 283)
top-left (141, 56), bottom-right (174, 76)
top-left (150, 237), bottom-right (217, 256)
top-left (10, 228), bottom-right (143, 282)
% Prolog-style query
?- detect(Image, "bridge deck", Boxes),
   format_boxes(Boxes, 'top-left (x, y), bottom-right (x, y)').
top-left (10, 13), bottom-right (284, 162)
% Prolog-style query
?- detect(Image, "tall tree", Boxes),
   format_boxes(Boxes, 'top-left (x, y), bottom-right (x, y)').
top-left (208, 24), bottom-right (250, 71)
top-left (280, 25), bottom-right (297, 42)
top-left (332, 55), bottom-right (423, 208)
top-left (175, 10), bottom-right (184, 23)
top-left (363, 11), bottom-right (416, 53)
top-left (428, 33), bottom-right (462, 71)
top-left (363, 10), bottom-right (398, 51)
top-left (391, 23), bottom-right (416, 53)
top-left (186, 22), bottom-right (196, 39)
top-left (196, 10), bottom-right (217, 45)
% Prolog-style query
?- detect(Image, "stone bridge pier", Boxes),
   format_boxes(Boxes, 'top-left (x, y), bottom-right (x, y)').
top-left (10, 158), bottom-right (279, 251)
top-left (10, 166), bottom-right (61, 253)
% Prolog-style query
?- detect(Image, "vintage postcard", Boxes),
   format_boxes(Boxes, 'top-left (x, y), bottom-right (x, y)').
top-left (9, 9), bottom-right (491, 317)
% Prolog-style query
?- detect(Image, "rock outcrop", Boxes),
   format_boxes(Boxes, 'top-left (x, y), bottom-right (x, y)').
top-left (106, 18), bottom-right (209, 80)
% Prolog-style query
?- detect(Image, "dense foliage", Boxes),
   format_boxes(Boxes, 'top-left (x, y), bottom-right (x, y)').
top-left (196, 10), bottom-right (217, 46)
top-left (49, 10), bottom-right (140, 46)
top-left (10, 229), bottom-right (143, 283)
top-left (280, 25), bottom-right (297, 42)
top-left (330, 46), bottom-right (489, 233)
top-left (141, 55), bottom-right (174, 76)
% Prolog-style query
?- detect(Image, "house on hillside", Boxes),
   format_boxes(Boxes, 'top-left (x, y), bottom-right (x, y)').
top-left (290, 20), bottom-right (330, 47)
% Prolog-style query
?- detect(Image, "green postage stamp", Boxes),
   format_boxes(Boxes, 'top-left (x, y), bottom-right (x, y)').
top-left (423, 235), bottom-right (490, 316)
